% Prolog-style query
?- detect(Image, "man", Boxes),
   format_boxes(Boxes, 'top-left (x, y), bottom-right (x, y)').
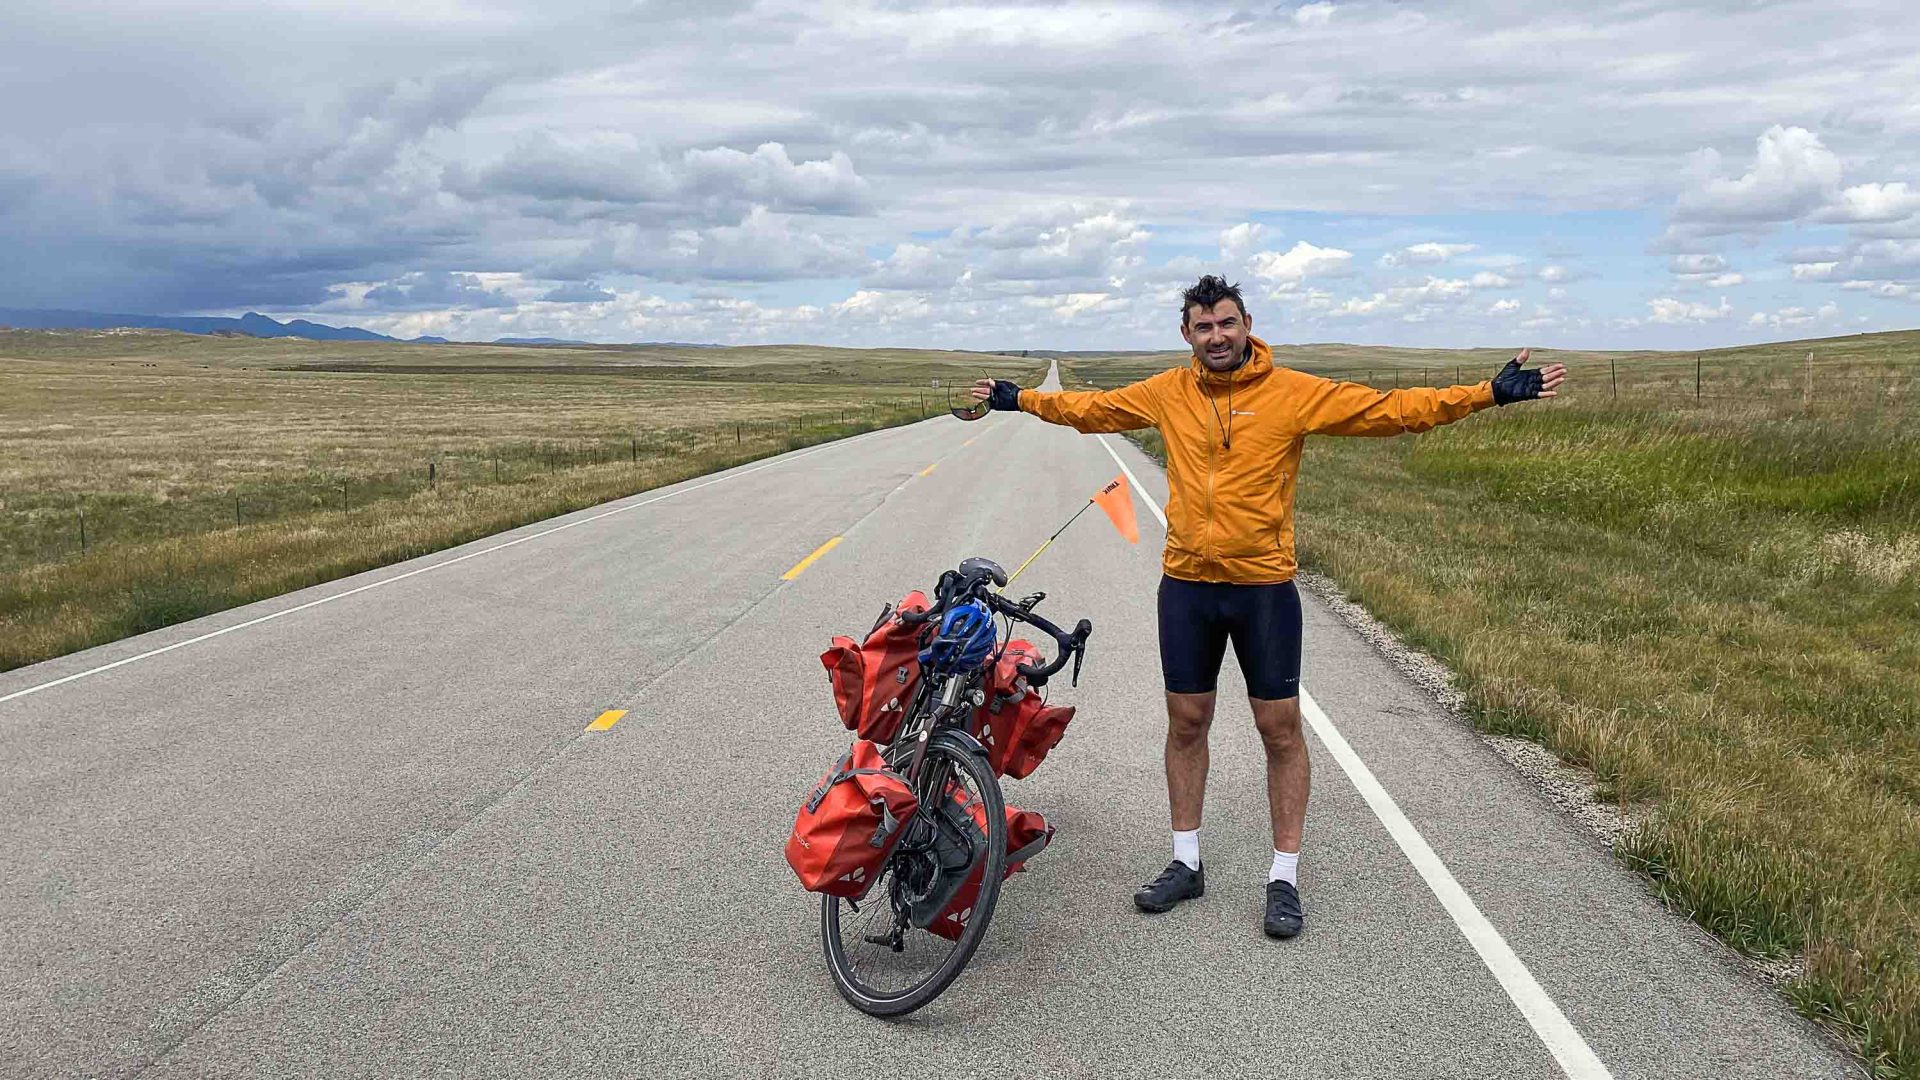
top-left (970, 275), bottom-right (1564, 939)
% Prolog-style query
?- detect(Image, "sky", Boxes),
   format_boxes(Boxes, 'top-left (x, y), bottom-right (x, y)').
top-left (2, 0), bottom-right (1918, 350)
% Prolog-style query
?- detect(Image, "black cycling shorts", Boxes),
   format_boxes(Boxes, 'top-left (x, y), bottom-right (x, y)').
top-left (1157, 574), bottom-right (1302, 700)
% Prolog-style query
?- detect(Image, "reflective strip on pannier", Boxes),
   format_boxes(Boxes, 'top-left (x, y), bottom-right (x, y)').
top-left (784, 740), bottom-right (919, 898)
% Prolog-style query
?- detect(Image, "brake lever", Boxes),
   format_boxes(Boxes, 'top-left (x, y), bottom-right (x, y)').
top-left (1071, 644), bottom-right (1085, 688)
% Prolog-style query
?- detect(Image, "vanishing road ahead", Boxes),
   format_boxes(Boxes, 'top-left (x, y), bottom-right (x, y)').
top-left (3, 363), bottom-right (1859, 1078)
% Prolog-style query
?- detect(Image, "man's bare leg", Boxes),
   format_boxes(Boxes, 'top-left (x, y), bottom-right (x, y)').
top-left (1164, 690), bottom-right (1217, 831)
top-left (1134, 690), bottom-right (1218, 912)
top-left (1250, 695), bottom-right (1309, 853)
top-left (1252, 694), bottom-right (1309, 937)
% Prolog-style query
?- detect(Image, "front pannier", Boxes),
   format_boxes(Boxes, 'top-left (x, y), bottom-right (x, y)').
top-left (972, 637), bottom-right (1077, 778)
top-left (784, 740), bottom-right (919, 897)
top-left (820, 590), bottom-right (931, 744)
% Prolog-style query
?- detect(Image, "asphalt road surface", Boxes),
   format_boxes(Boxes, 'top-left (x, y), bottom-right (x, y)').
top-left (3, 363), bottom-right (1862, 1078)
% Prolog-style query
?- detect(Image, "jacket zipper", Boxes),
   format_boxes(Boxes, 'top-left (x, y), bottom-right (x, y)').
top-left (1204, 373), bottom-right (1217, 572)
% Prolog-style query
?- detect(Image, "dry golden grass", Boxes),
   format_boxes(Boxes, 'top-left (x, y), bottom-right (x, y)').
top-left (1, 329), bottom-right (1043, 670)
top-left (1062, 329), bottom-right (1920, 1079)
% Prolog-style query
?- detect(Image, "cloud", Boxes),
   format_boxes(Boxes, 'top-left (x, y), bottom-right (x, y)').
top-left (1815, 182), bottom-right (1920, 225)
top-left (1246, 241), bottom-right (1353, 290)
top-left (1647, 296), bottom-right (1733, 324)
top-left (1671, 125), bottom-right (1842, 231)
top-left (665, 206), bottom-right (869, 281)
top-left (539, 281), bottom-right (617, 303)
top-left (364, 271), bottom-right (517, 310)
top-left (1293, 3), bottom-right (1336, 26)
top-left (464, 136), bottom-right (871, 221)
top-left (1220, 222), bottom-right (1269, 261)
top-left (1841, 280), bottom-right (1920, 302)
top-left (1747, 302), bottom-right (1839, 329)
top-left (1669, 254), bottom-right (1729, 275)
top-left (1379, 242), bottom-right (1476, 268)
top-left (1537, 264), bottom-right (1592, 283)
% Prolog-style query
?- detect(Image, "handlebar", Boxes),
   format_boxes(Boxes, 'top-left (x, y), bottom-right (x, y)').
top-left (899, 564), bottom-right (1092, 688)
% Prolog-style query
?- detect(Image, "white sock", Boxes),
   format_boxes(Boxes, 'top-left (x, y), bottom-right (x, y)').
top-left (1269, 849), bottom-right (1299, 886)
top-left (1172, 829), bottom-right (1200, 871)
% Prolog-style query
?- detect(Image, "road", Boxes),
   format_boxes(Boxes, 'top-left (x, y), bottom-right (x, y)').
top-left (1, 363), bottom-right (1860, 1078)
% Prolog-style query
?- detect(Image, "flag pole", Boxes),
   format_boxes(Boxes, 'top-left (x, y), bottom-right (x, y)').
top-left (1003, 498), bottom-right (1097, 589)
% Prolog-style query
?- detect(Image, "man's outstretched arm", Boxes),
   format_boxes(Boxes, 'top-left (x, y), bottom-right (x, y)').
top-left (971, 375), bottom-right (1163, 433)
top-left (1299, 349), bottom-right (1566, 436)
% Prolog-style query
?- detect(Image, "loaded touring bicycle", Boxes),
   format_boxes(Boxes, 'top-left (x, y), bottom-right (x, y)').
top-left (785, 556), bottom-right (1091, 1016)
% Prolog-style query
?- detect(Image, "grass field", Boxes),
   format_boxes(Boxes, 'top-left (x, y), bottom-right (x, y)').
top-left (0, 329), bottom-right (1044, 672)
top-left (1061, 329), bottom-right (1920, 1078)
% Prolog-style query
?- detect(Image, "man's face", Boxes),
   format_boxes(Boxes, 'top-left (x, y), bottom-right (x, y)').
top-left (1180, 299), bottom-right (1252, 371)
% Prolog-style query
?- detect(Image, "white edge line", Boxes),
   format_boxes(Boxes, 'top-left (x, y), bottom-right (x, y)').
top-left (1300, 690), bottom-right (1612, 1080)
top-left (1, 426), bottom-right (900, 706)
top-left (1094, 436), bottom-right (1609, 1080)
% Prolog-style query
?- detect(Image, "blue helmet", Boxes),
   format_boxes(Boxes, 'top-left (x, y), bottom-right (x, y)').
top-left (920, 600), bottom-right (997, 674)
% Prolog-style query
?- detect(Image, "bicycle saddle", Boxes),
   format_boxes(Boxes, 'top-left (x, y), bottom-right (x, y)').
top-left (958, 557), bottom-right (1007, 588)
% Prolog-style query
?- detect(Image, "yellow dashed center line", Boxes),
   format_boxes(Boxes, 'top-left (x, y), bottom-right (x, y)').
top-left (782, 536), bottom-right (843, 580)
top-left (587, 709), bottom-right (627, 732)
top-left (919, 462), bottom-right (938, 476)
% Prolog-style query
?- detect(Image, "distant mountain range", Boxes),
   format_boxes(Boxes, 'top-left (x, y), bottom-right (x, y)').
top-left (0, 308), bottom-right (718, 348)
top-left (0, 308), bottom-right (435, 343)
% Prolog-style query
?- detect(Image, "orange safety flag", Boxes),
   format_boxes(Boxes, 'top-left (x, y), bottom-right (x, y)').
top-left (1093, 474), bottom-right (1139, 544)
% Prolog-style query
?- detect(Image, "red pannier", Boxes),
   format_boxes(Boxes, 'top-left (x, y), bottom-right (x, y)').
top-left (927, 782), bottom-right (1054, 941)
top-left (820, 590), bottom-right (931, 745)
top-left (972, 638), bottom-right (1077, 779)
top-left (784, 740), bottom-right (919, 897)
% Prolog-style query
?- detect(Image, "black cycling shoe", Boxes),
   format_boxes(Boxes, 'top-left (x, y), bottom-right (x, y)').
top-left (1133, 860), bottom-right (1205, 913)
top-left (1264, 879), bottom-right (1304, 938)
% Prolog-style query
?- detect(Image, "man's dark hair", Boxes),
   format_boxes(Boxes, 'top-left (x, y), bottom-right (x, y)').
top-left (1181, 275), bottom-right (1247, 326)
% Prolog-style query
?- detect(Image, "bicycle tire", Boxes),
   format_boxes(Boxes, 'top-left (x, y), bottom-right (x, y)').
top-left (820, 731), bottom-right (1007, 1017)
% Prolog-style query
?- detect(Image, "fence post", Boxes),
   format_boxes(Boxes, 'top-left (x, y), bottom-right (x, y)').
top-left (494, 455), bottom-right (500, 482)
top-left (1805, 350), bottom-right (1813, 408)
top-left (78, 512), bottom-right (86, 553)
top-left (429, 461), bottom-right (436, 489)
top-left (1695, 356), bottom-right (1702, 404)
top-left (630, 436), bottom-right (637, 463)
top-left (1610, 359), bottom-right (1617, 399)
top-left (737, 423), bottom-right (742, 444)
top-left (235, 493), bottom-right (242, 526)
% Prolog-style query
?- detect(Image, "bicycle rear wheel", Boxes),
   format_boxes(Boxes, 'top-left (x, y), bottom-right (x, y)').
top-left (820, 733), bottom-right (1007, 1017)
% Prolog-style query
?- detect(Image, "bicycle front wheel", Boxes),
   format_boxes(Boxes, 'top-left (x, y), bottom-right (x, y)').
top-left (820, 733), bottom-right (1007, 1017)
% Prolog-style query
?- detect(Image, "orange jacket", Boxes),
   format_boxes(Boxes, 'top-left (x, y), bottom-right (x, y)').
top-left (1018, 336), bottom-right (1497, 583)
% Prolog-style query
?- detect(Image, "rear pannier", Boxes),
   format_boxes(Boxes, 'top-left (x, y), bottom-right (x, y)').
top-left (926, 785), bottom-right (1054, 941)
top-left (784, 740), bottom-right (919, 897)
top-left (972, 638), bottom-right (1077, 779)
top-left (820, 590), bottom-right (931, 744)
